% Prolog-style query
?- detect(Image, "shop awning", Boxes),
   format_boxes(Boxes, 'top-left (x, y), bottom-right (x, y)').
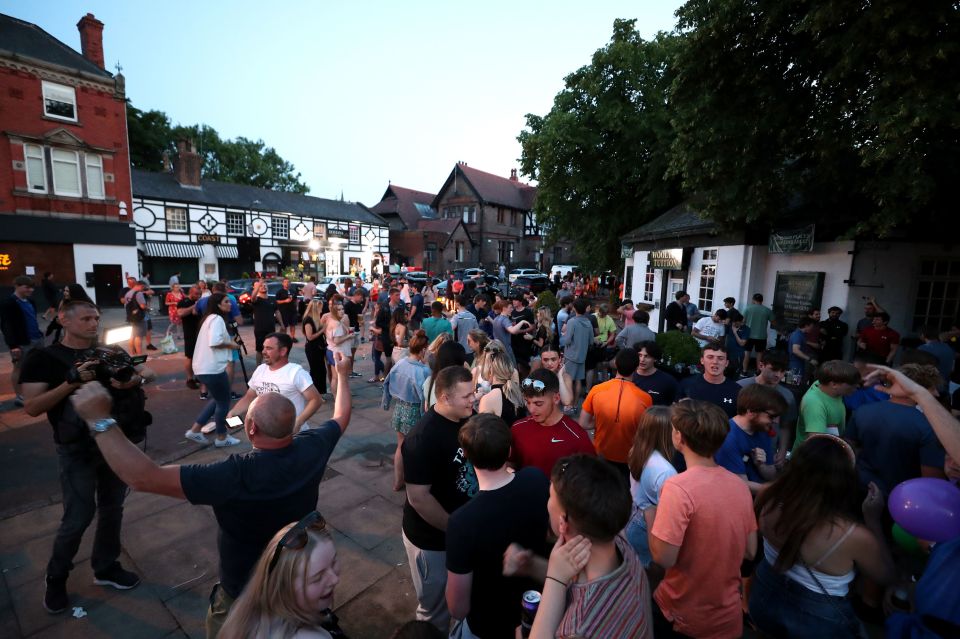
top-left (215, 245), bottom-right (239, 259)
top-left (141, 241), bottom-right (205, 258)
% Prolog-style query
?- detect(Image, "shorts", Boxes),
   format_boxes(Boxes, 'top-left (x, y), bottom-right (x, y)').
top-left (279, 311), bottom-right (295, 327)
top-left (747, 338), bottom-right (768, 353)
top-left (184, 333), bottom-right (198, 359)
top-left (564, 359), bottom-right (585, 381)
top-left (254, 330), bottom-right (270, 352)
top-left (325, 349), bottom-right (335, 366)
top-left (391, 399), bottom-right (423, 435)
top-left (130, 319), bottom-right (147, 337)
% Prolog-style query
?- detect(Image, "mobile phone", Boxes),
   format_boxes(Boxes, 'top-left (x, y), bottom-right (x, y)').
top-left (226, 416), bottom-right (243, 428)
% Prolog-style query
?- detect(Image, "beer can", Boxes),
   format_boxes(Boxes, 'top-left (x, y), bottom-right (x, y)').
top-left (520, 590), bottom-right (541, 638)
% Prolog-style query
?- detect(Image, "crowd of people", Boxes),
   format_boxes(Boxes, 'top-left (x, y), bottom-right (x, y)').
top-left (3, 269), bottom-right (960, 638)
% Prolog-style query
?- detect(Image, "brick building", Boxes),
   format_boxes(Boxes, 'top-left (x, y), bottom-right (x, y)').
top-left (0, 13), bottom-right (137, 305)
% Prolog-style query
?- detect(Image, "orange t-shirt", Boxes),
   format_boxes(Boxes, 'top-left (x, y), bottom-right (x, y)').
top-left (651, 465), bottom-right (757, 639)
top-left (582, 378), bottom-right (652, 463)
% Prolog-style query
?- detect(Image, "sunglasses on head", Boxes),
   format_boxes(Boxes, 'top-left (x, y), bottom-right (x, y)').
top-left (268, 511), bottom-right (327, 575)
top-left (521, 378), bottom-right (547, 394)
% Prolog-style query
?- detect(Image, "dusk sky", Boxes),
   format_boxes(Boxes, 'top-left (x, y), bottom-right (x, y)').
top-left (8, 1), bottom-right (682, 205)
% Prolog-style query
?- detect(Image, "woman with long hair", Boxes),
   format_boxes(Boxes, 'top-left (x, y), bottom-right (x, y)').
top-left (529, 306), bottom-right (553, 370)
top-left (624, 406), bottom-right (676, 567)
top-left (301, 299), bottom-right (328, 397)
top-left (748, 435), bottom-right (896, 637)
top-left (185, 293), bottom-right (242, 447)
top-left (165, 283), bottom-right (185, 339)
top-left (423, 340), bottom-right (467, 411)
top-left (424, 331), bottom-right (452, 368)
top-left (382, 330), bottom-right (430, 491)
top-left (219, 512), bottom-right (344, 639)
top-left (325, 295), bottom-right (354, 394)
top-left (477, 346), bottom-right (526, 424)
top-left (466, 329), bottom-right (489, 379)
top-left (389, 307), bottom-right (410, 362)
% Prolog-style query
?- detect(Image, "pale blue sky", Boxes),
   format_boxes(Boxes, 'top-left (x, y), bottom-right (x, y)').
top-left (7, 0), bottom-right (682, 204)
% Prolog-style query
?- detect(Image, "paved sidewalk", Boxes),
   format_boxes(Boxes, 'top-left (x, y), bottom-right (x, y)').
top-left (0, 318), bottom-right (416, 638)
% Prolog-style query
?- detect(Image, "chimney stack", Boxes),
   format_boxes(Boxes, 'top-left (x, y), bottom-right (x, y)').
top-left (509, 168), bottom-right (518, 182)
top-left (76, 14), bottom-right (105, 69)
top-left (174, 139), bottom-right (202, 188)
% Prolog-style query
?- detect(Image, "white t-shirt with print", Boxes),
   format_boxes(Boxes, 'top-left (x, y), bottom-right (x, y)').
top-left (693, 316), bottom-right (726, 348)
top-left (247, 362), bottom-right (315, 417)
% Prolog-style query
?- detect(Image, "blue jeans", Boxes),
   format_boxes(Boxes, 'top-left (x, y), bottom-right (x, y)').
top-left (195, 372), bottom-right (231, 435)
top-left (749, 559), bottom-right (865, 638)
top-left (372, 347), bottom-right (385, 376)
top-left (624, 511), bottom-right (653, 567)
top-left (47, 442), bottom-right (127, 580)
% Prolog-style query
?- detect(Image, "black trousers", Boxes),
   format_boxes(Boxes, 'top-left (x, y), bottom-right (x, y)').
top-left (305, 346), bottom-right (328, 395)
top-left (47, 442), bottom-right (127, 580)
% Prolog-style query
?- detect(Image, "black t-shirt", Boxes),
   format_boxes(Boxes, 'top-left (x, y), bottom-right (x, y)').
top-left (677, 375), bottom-right (741, 418)
top-left (178, 298), bottom-right (201, 339)
top-left (275, 287), bottom-right (294, 317)
top-left (376, 303), bottom-right (395, 350)
top-left (401, 408), bottom-right (478, 550)
top-left (251, 297), bottom-right (277, 333)
top-left (20, 343), bottom-right (90, 443)
top-left (632, 369), bottom-right (680, 406)
top-left (446, 467), bottom-right (550, 637)
top-left (510, 307), bottom-right (535, 362)
top-left (302, 317), bottom-right (326, 353)
top-left (180, 420), bottom-right (342, 599)
top-left (343, 300), bottom-right (363, 330)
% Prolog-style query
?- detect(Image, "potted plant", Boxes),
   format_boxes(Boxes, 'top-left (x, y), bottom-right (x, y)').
top-left (655, 331), bottom-right (701, 377)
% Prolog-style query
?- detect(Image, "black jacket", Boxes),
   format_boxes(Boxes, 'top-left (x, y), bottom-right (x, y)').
top-left (0, 294), bottom-right (37, 348)
top-left (665, 301), bottom-right (688, 332)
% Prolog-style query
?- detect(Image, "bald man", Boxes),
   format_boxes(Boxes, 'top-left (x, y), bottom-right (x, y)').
top-left (70, 354), bottom-right (355, 639)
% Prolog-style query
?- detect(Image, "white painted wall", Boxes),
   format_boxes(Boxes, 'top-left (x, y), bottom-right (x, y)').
top-left (73, 244), bottom-right (139, 305)
top-left (762, 240), bottom-right (855, 317)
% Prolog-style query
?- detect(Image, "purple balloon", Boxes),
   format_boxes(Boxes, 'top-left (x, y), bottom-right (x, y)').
top-left (888, 478), bottom-right (960, 542)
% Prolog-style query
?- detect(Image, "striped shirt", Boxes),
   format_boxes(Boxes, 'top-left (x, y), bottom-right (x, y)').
top-left (556, 535), bottom-right (653, 638)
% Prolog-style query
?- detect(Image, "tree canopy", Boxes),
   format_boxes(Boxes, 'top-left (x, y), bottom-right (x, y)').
top-left (520, 3), bottom-right (960, 269)
top-left (127, 104), bottom-right (309, 193)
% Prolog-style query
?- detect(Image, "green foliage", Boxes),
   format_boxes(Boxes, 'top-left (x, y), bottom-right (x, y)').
top-left (536, 290), bottom-right (559, 314)
top-left (241, 272), bottom-right (250, 279)
top-left (127, 103), bottom-right (309, 193)
top-left (518, 21), bottom-right (683, 271)
top-left (655, 331), bottom-right (701, 366)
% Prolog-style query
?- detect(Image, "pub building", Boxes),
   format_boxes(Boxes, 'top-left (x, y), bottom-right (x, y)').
top-left (622, 203), bottom-right (960, 356)
top-left (131, 141), bottom-right (389, 288)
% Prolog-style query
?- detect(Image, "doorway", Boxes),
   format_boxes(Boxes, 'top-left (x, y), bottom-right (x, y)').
top-left (93, 264), bottom-right (123, 307)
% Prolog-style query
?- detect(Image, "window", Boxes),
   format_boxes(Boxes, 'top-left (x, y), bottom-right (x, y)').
top-left (272, 216), bottom-right (289, 238)
top-left (698, 247), bottom-right (718, 312)
top-left (497, 209), bottom-right (505, 224)
top-left (462, 205), bottom-right (476, 224)
top-left (625, 266), bottom-right (634, 300)
top-left (51, 149), bottom-right (81, 196)
top-left (226, 212), bottom-right (245, 235)
top-left (349, 225), bottom-right (360, 244)
top-left (84, 154), bottom-right (104, 199)
top-left (425, 242), bottom-right (438, 265)
top-left (443, 206), bottom-right (458, 219)
top-left (914, 259), bottom-right (960, 332)
top-left (553, 246), bottom-right (563, 263)
top-left (511, 212), bottom-right (518, 227)
top-left (166, 207), bottom-right (188, 232)
top-left (24, 144), bottom-right (46, 192)
top-left (644, 264), bottom-right (655, 302)
top-left (313, 222), bottom-right (326, 239)
top-left (498, 241), bottom-right (514, 264)
top-left (455, 241), bottom-right (465, 262)
top-left (42, 81), bottom-right (77, 122)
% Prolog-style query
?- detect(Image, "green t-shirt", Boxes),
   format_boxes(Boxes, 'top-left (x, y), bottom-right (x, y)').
top-left (793, 381), bottom-right (846, 451)
top-left (421, 316), bottom-right (452, 344)
top-left (742, 304), bottom-right (774, 339)
top-left (596, 315), bottom-right (617, 344)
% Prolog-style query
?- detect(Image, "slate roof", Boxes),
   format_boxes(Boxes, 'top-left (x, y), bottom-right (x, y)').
top-left (369, 184), bottom-right (437, 230)
top-left (433, 163), bottom-right (537, 211)
top-left (132, 169), bottom-right (387, 226)
top-left (623, 202), bottom-right (718, 243)
top-left (0, 13), bottom-right (113, 79)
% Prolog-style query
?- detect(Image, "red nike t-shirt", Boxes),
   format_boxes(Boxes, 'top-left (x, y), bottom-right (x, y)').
top-left (510, 415), bottom-right (596, 477)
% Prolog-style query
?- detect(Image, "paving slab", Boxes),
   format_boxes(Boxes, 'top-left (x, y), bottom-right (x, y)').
top-left (330, 495), bottom-right (401, 552)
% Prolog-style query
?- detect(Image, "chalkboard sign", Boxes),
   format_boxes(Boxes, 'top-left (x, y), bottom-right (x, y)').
top-left (772, 271), bottom-right (825, 331)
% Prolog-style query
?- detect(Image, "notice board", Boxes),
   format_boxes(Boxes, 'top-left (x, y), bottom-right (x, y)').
top-left (772, 271), bottom-right (825, 331)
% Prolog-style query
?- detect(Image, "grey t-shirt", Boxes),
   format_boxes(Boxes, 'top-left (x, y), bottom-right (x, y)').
top-left (616, 323), bottom-right (657, 349)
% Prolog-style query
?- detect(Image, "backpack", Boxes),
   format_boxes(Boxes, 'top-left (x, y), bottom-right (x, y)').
top-left (125, 296), bottom-right (144, 323)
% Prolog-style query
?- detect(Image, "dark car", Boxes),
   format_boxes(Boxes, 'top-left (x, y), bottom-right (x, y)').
top-left (237, 280), bottom-right (285, 317)
top-left (511, 276), bottom-right (549, 296)
top-left (226, 279), bottom-right (254, 297)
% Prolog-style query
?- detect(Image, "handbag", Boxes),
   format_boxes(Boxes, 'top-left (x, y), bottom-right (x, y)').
top-left (159, 331), bottom-right (178, 354)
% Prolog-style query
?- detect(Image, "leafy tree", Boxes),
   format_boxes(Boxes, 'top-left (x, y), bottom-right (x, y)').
top-left (518, 21), bottom-right (683, 271)
top-left (126, 104), bottom-right (309, 193)
top-left (668, 0), bottom-right (960, 236)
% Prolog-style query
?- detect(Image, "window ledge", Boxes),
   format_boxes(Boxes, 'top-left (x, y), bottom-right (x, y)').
top-left (13, 188), bottom-right (114, 204)
top-left (41, 115), bottom-right (81, 126)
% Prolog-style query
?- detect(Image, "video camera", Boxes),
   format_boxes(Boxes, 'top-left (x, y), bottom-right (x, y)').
top-left (67, 347), bottom-right (147, 385)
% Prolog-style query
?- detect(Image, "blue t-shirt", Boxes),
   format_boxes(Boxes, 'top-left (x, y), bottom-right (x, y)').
top-left (179, 420), bottom-right (342, 598)
top-left (845, 401), bottom-right (945, 495)
top-left (16, 296), bottom-right (42, 340)
top-left (677, 375), bottom-right (741, 418)
top-left (843, 387), bottom-right (889, 412)
top-left (726, 325), bottom-right (749, 360)
top-left (787, 328), bottom-right (808, 373)
top-left (715, 418), bottom-right (774, 483)
top-left (196, 294), bottom-right (241, 320)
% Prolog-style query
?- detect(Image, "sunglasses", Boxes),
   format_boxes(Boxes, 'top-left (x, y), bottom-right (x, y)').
top-left (268, 511), bottom-right (327, 575)
top-left (521, 378), bottom-right (547, 394)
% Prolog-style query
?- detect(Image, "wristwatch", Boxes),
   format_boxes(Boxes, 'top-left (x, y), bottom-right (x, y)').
top-left (89, 418), bottom-right (118, 434)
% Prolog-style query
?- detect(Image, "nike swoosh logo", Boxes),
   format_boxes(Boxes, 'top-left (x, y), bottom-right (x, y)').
top-left (551, 438), bottom-right (563, 443)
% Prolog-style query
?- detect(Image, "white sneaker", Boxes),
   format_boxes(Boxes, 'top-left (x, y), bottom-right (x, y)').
top-left (200, 421), bottom-right (217, 434)
top-left (184, 430), bottom-right (208, 444)
top-left (214, 435), bottom-right (241, 448)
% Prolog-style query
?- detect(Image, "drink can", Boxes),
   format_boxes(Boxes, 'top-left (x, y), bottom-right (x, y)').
top-left (520, 590), bottom-right (541, 637)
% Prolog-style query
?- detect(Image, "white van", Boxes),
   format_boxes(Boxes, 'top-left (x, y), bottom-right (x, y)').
top-left (550, 264), bottom-right (578, 279)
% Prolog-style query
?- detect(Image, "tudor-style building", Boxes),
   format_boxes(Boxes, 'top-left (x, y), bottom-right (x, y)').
top-left (0, 13), bottom-right (137, 305)
top-left (131, 142), bottom-right (389, 285)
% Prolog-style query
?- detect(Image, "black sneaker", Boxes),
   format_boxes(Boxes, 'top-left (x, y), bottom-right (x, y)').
top-left (43, 575), bottom-right (68, 614)
top-left (93, 564), bottom-right (140, 590)
top-left (146, 344), bottom-right (158, 351)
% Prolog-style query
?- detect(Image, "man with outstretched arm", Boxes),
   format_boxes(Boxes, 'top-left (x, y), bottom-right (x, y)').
top-left (69, 354), bottom-right (354, 639)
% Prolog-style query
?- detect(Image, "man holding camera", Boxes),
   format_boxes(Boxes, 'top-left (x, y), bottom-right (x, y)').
top-left (20, 300), bottom-right (154, 614)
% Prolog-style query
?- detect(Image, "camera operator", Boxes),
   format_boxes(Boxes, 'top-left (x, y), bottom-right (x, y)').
top-left (20, 300), bottom-right (155, 615)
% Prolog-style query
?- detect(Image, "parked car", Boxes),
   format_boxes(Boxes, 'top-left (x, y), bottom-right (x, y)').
top-left (226, 279), bottom-right (255, 297)
top-left (237, 280), bottom-right (285, 317)
top-left (511, 275), bottom-right (550, 296)
top-left (508, 268), bottom-right (544, 283)
top-left (464, 268), bottom-right (486, 278)
top-left (550, 264), bottom-right (579, 280)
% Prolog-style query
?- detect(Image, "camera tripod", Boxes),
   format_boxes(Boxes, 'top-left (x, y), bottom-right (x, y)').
top-left (229, 321), bottom-right (249, 384)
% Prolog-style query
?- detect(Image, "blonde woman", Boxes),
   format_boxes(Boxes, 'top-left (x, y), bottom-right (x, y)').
top-left (425, 331), bottom-right (452, 368)
top-left (324, 295), bottom-right (354, 393)
top-left (529, 306), bottom-right (553, 370)
top-left (219, 512), bottom-right (344, 639)
top-left (301, 300), bottom-right (328, 396)
top-left (477, 346), bottom-right (526, 424)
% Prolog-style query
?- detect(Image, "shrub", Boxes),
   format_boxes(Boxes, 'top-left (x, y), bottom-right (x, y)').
top-left (655, 330), bottom-right (701, 366)
top-left (536, 290), bottom-right (559, 314)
